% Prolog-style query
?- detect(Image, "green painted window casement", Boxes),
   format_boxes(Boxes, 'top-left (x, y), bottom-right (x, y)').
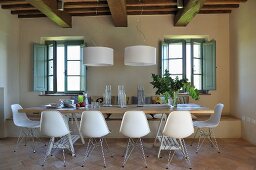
top-left (161, 39), bottom-right (216, 92)
top-left (33, 40), bottom-right (86, 94)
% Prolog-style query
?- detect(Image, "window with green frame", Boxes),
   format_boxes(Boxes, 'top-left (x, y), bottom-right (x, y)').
top-left (33, 40), bottom-right (86, 94)
top-left (161, 39), bottom-right (216, 92)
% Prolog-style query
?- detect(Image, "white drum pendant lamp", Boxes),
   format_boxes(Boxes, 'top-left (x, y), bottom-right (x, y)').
top-left (124, 45), bottom-right (156, 66)
top-left (83, 47), bottom-right (114, 66)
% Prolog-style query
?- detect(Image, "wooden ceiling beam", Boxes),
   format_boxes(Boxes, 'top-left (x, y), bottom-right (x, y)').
top-left (10, 7), bottom-right (37, 11)
top-left (64, 3), bottom-right (108, 9)
top-left (127, 6), bottom-right (176, 10)
top-left (0, 1), bottom-right (28, 5)
top-left (205, 0), bottom-right (247, 5)
top-left (107, 0), bottom-right (127, 27)
top-left (199, 10), bottom-right (232, 13)
top-left (174, 0), bottom-right (206, 26)
top-left (203, 4), bottom-right (239, 8)
top-left (64, 0), bottom-right (107, 2)
top-left (128, 8), bottom-right (177, 12)
top-left (11, 9), bottom-right (40, 14)
top-left (66, 8), bottom-right (110, 13)
top-left (70, 12), bottom-right (111, 16)
top-left (128, 10), bottom-right (176, 15)
top-left (127, 0), bottom-right (177, 5)
top-left (18, 13), bottom-right (45, 18)
top-left (2, 4), bottom-right (33, 9)
top-left (26, 0), bottom-right (72, 28)
top-left (0, 0), bottom-right (248, 20)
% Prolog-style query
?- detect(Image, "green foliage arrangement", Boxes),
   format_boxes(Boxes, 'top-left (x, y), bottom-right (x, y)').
top-left (150, 70), bottom-right (200, 104)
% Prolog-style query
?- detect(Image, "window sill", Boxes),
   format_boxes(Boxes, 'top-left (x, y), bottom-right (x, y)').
top-left (39, 93), bottom-right (81, 96)
top-left (179, 92), bottom-right (211, 95)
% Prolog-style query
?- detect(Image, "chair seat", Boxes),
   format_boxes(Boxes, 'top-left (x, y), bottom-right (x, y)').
top-left (193, 121), bottom-right (218, 128)
top-left (16, 120), bottom-right (40, 128)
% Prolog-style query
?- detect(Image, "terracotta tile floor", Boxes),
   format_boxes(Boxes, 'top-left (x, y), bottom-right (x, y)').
top-left (0, 138), bottom-right (256, 169)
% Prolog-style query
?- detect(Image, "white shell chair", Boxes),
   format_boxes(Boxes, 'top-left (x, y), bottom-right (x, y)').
top-left (40, 110), bottom-right (75, 167)
top-left (11, 104), bottom-right (40, 153)
top-left (191, 103), bottom-right (224, 153)
top-left (120, 111), bottom-right (150, 168)
top-left (79, 111), bottom-right (110, 168)
top-left (162, 111), bottom-right (194, 169)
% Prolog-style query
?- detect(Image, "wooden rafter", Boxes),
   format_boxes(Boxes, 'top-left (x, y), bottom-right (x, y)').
top-left (107, 0), bottom-right (127, 27)
top-left (205, 0), bottom-right (247, 5)
top-left (0, 0), bottom-right (248, 26)
top-left (199, 10), bottom-right (232, 14)
top-left (127, 0), bottom-right (176, 6)
top-left (0, 0), bottom-right (27, 5)
top-left (26, 0), bottom-right (72, 28)
top-left (174, 0), bottom-right (206, 26)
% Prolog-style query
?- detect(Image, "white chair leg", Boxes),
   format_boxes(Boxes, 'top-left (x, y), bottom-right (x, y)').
top-left (190, 128), bottom-right (199, 146)
top-left (196, 129), bottom-right (206, 153)
top-left (103, 138), bottom-right (113, 157)
top-left (122, 138), bottom-right (135, 167)
top-left (166, 150), bottom-right (175, 169)
top-left (208, 129), bottom-right (220, 153)
top-left (138, 138), bottom-right (148, 168)
top-left (81, 138), bottom-right (92, 167)
top-left (100, 138), bottom-right (107, 168)
top-left (181, 139), bottom-right (192, 169)
top-left (30, 129), bottom-right (36, 153)
top-left (42, 137), bottom-right (54, 166)
top-left (14, 129), bottom-right (23, 152)
top-left (62, 149), bottom-right (66, 167)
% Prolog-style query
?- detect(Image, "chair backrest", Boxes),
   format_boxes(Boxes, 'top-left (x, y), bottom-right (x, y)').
top-left (11, 104), bottom-right (30, 127)
top-left (79, 111), bottom-right (110, 138)
top-left (163, 111), bottom-right (194, 139)
top-left (40, 111), bottom-right (70, 137)
top-left (207, 103), bottom-right (224, 126)
top-left (120, 111), bottom-right (150, 138)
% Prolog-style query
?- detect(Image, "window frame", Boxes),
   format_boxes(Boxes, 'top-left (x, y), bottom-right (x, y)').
top-left (45, 40), bottom-right (86, 94)
top-left (161, 38), bottom-right (214, 93)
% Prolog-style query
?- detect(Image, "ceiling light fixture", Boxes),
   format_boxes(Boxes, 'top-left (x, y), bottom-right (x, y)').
top-left (177, 0), bottom-right (183, 9)
top-left (83, 47), bottom-right (114, 66)
top-left (123, 0), bottom-right (156, 66)
top-left (124, 45), bottom-right (156, 66)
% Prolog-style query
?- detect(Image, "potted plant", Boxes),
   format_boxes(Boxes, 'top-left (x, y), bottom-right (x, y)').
top-left (150, 70), bottom-right (200, 107)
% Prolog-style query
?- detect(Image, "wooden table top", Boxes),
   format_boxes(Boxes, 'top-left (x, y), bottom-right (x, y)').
top-left (19, 104), bottom-right (214, 115)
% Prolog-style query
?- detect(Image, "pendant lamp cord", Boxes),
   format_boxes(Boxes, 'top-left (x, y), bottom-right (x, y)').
top-left (136, 0), bottom-right (146, 42)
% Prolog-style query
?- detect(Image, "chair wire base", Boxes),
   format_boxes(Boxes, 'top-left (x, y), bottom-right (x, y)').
top-left (41, 134), bottom-right (74, 167)
top-left (14, 127), bottom-right (39, 153)
top-left (81, 138), bottom-right (108, 168)
top-left (122, 138), bottom-right (148, 168)
top-left (191, 128), bottom-right (220, 153)
top-left (166, 138), bottom-right (192, 169)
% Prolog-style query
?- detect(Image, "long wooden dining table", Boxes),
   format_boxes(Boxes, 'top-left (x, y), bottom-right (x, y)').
top-left (19, 103), bottom-right (213, 146)
top-left (20, 103), bottom-right (213, 115)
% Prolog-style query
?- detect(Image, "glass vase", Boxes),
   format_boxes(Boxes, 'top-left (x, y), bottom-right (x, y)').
top-left (172, 91), bottom-right (179, 107)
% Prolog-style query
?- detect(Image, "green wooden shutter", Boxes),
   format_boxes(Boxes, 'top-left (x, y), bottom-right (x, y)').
top-left (33, 44), bottom-right (47, 92)
top-left (202, 40), bottom-right (216, 90)
top-left (161, 41), bottom-right (169, 75)
top-left (80, 44), bottom-right (87, 91)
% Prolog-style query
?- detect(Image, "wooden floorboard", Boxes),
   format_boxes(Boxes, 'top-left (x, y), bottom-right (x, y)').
top-left (0, 138), bottom-right (256, 169)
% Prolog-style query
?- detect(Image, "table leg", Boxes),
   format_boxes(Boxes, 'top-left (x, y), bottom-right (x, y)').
top-left (153, 113), bottom-right (166, 146)
top-left (73, 113), bottom-right (85, 144)
top-left (67, 134), bottom-right (76, 157)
